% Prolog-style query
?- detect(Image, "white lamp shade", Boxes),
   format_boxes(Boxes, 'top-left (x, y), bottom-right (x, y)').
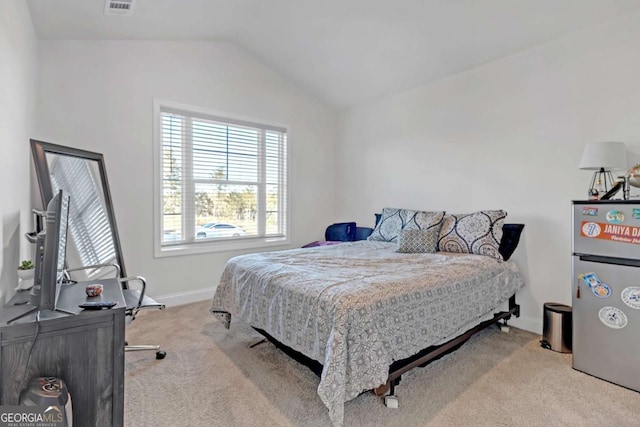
top-left (579, 141), bottom-right (627, 171)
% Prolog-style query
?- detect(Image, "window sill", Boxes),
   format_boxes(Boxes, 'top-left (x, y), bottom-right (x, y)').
top-left (154, 236), bottom-right (290, 258)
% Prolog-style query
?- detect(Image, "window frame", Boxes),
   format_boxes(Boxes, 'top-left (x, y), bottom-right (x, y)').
top-left (153, 99), bottom-right (290, 258)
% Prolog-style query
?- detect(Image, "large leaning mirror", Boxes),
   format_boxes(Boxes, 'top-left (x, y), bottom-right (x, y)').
top-left (31, 139), bottom-right (127, 281)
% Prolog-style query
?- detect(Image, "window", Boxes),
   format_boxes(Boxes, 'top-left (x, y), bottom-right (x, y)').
top-left (154, 101), bottom-right (288, 256)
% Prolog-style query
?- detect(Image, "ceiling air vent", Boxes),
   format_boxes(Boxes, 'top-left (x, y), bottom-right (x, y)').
top-left (104, 0), bottom-right (135, 16)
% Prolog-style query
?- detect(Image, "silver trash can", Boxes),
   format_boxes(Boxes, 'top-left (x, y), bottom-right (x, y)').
top-left (541, 303), bottom-right (572, 353)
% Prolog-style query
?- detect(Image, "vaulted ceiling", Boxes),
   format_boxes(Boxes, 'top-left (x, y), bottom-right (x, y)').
top-left (27, 0), bottom-right (640, 109)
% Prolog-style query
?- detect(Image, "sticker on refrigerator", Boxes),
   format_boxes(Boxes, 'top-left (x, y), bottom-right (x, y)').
top-left (621, 286), bottom-right (640, 309)
top-left (591, 283), bottom-right (612, 298)
top-left (579, 272), bottom-right (601, 288)
top-left (606, 210), bottom-right (625, 224)
top-left (580, 221), bottom-right (640, 245)
top-left (582, 207), bottom-right (599, 216)
top-left (633, 208), bottom-right (640, 220)
top-left (581, 222), bottom-right (602, 238)
top-left (598, 307), bottom-right (628, 329)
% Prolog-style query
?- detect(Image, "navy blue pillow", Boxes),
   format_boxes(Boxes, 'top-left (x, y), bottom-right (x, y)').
top-left (499, 224), bottom-right (524, 261)
top-left (354, 227), bottom-right (373, 241)
top-left (325, 222), bottom-right (357, 241)
top-left (374, 213), bottom-right (382, 227)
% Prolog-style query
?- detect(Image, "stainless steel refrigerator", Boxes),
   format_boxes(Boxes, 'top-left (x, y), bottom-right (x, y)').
top-left (572, 200), bottom-right (640, 392)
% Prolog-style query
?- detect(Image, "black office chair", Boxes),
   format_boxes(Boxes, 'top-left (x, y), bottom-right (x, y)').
top-left (120, 275), bottom-right (166, 359)
top-left (66, 264), bottom-right (166, 359)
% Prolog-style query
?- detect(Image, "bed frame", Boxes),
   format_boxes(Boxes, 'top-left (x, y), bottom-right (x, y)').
top-left (252, 295), bottom-right (520, 405)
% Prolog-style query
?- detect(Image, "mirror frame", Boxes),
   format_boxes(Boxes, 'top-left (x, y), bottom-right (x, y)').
top-left (30, 139), bottom-right (128, 278)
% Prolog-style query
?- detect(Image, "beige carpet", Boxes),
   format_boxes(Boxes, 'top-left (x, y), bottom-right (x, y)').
top-left (124, 301), bottom-right (640, 426)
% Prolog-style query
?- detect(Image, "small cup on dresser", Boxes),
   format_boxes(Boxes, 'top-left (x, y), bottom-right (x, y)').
top-left (85, 284), bottom-right (103, 297)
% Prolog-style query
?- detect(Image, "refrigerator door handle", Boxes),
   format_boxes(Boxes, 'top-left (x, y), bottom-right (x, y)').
top-left (577, 254), bottom-right (640, 268)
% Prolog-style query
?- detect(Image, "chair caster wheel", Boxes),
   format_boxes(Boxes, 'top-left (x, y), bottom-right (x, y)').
top-left (156, 351), bottom-right (166, 360)
top-left (384, 395), bottom-right (399, 408)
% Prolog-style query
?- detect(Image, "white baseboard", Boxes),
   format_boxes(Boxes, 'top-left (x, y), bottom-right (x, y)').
top-left (510, 315), bottom-right (542, 335)
top-left (155, 287), bottom-right (215, 307)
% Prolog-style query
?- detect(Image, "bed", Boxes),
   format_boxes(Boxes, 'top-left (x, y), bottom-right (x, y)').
top-left (211, 228), bottom-right (525, 425)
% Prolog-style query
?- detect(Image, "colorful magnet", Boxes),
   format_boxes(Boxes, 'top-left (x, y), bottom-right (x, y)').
top-left (598, 306), bottom-right (628, 329)
top-left (591, 283), bottom-right (612, 298)
top-left (633, 209), bottom-right (640, 219)
top-left (621, 286), bottom-right (640, 309)
top-left (606, 210), bottom-right (625, 224)
top-left (579, 272), bottom-right (601, 288)
top-left (582, 207), bottom-right (599, 216)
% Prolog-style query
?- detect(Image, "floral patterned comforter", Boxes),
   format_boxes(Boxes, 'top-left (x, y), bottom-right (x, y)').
top-left (211, 240), bottom-right (525, 426)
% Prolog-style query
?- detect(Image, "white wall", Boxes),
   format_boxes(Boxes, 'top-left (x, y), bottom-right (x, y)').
top-left (35, 40), bottom-right (338, 302)
top-left (0, 1), bottom-right (38, 303)
top-left (337, 11), bottom-right (640, 333)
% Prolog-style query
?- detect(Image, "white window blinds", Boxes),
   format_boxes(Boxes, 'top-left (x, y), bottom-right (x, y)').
top-left (159, 105), bottom-right (287, 247)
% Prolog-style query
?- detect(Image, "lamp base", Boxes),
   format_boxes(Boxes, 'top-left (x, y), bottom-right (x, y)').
top-left (588, 168), bottom-right (617, 199)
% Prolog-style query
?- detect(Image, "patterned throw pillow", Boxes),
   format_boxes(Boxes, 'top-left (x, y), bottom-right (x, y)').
top-left (368, 208), bottom-right (445, 242)
top-left (396, 228), bottom-right (439, 253)
top-left (437, 210), bottom-right (506, 260)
